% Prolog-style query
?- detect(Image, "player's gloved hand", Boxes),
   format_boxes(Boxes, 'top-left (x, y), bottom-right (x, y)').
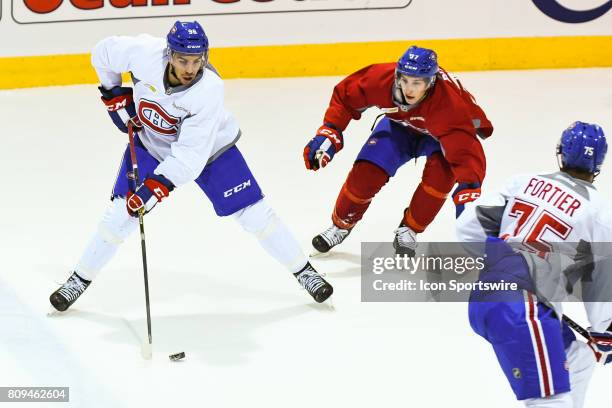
top-left (452, 182), bottom-right (481, 218)
top-left (587, 325), bottom-right (612, 365)
top-left (126, 174), bottom-right (175, 217)
top-left (303, 124), bottom-right (344, 171)
top-left (99, 86), bottom-right (140, 134)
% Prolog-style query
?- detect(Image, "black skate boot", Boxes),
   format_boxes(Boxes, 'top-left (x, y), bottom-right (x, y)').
top-left (49, 272), bottom-right (91, 312)
top-left (312, 224), bottom-right (351, 253)
top-left (294, 262), bottom-right (333, 303)
top-left (393, 223), bottom-right (418, 257)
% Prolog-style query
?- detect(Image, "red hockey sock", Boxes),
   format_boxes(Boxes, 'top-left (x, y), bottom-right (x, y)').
top-left (403, 153), bottom-right (456, 233)
top-left (332, 161), bottom-right (389, 229)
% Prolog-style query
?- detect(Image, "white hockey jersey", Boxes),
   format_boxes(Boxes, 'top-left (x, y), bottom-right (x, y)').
top-left (457, 171), bottom-right (612, 331)
top-left (91, 34), bottom-right (240, 187)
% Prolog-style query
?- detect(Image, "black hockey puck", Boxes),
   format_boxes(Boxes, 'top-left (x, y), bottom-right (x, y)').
top-left (169, 352), bottom-right (185, 361)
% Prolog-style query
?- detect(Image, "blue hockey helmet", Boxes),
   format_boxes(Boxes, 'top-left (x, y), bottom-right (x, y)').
top-left (557, 121), bottom-right (607, 174)
top-left (396, 46), bottom-right (439, 80)
top-left (167, 21), bottom-right (209, 55)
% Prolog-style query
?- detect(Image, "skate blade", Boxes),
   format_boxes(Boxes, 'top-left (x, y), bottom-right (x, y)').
top-left (46, 307), bottom-right (63, 317)
top-left (141, 342), bottom-right (152, 360)
top-left (309, 249), bottom-right (332, 258)
top-left (308, 297), bottom-right (335, 311)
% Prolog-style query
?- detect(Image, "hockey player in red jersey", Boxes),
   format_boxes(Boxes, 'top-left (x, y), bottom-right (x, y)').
top-left (303, 45), bottom-right (493, 255)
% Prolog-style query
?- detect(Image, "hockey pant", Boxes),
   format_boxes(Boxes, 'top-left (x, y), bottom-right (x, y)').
top-left (469, 239), bottom-right (597, 407)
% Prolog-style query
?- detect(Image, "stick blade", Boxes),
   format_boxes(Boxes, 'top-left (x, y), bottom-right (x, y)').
top-left (141, 342), bottom-right (152, 360)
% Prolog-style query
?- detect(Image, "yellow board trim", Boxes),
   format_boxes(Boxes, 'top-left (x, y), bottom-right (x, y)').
top-left (1, 36), bottom-right (611, 89)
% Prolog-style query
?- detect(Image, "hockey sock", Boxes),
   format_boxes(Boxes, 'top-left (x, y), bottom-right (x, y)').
top-left (233, 199), bottom-right (307, 273)
top-left (403, 153), bottom-right (455, 232)
top-left (566, 340), bottom-right (596, 408)
top-left (75, 198), bottom-right (138, 280)
top-left (332, 161), bottom-right (389, 229)
top-left (524, 392), bottom-right (572, 408)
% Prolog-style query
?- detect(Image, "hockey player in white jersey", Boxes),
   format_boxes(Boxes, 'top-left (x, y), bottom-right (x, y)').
top-left (457, 121), bottom-right (612, 407)
top-left (49, 21), bottom-right (333, 310)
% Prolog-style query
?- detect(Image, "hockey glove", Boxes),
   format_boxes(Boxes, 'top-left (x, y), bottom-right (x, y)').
top-left (452, 182), bottom-right (481, 218)
top-left (588, 325), bottom-right (612, 365)
top-left (303, 124), bottom-right (344, 171)
top-left (99, 86), bottom-right (141, 134)
top-left (126, 174), bottom-right (174, 217)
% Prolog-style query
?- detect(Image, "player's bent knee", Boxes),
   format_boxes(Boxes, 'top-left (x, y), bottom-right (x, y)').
top-left (423, 154), bottom-right (455, 192)
top-left (233, 199), bottom-right (278, 238)
top-left (348, 161), bottom-right (390, 197)
top-left (98, 198), bottom-right (138, 243)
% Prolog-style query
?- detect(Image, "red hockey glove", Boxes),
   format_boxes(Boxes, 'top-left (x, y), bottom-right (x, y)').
top-left (126, 174), bottom-right (174, 217)
top-left (588, 325), bottom-right (612, 365)
top-left (99, 86), bottom-right (142, 134)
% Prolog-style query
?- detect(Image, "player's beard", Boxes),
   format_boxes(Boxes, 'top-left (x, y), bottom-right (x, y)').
top-left (167, 64), bottom-right (179, 86)
top-left (168, 64), bottom-right (196, 86)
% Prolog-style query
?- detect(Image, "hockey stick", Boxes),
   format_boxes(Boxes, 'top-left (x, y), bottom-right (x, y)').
top-left (127, 122), bottom-right (153, 360)
top-left (562, 314), bottom-right (591, 341)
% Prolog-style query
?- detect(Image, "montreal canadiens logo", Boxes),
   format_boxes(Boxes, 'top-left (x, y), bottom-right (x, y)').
top-left (138, 99), bottom-right (180, 136)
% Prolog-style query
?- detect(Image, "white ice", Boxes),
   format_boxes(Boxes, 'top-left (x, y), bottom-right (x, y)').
top-left (1, 68), bottom-right (611, 408)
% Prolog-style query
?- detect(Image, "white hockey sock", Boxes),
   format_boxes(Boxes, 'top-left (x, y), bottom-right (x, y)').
top-left (233, 199), bottom-right (307, 273)
top-left (75, 198), bottom-right (138, 280)
top-left (524, 392), bottom-right (572, 408)
top-left (566, 340), bottom-right (597, 408)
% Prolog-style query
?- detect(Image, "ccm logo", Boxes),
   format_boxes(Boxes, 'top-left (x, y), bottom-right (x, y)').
top-left (454, 191), bottom-right (481, 204)
top-left (224, 180), bottom-right (251, 198)
top-left (153, 187), bottom-right (165, 197)
top-left (320, 129), bottom-right (341, 145)
top-left (107, 99), bottom-right (127, 112)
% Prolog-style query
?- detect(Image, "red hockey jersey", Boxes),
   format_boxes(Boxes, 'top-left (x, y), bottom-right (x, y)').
top-left (323, 63), bottom-right (493, 183)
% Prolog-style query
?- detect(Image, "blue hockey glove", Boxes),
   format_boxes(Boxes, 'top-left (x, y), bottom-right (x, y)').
top-left (99, 86), bottom-right (140, 134)
top-left (452, 182), bottom-right (481, 217)
top-left (126, 174), bottom-right (174, 217)
top-left (303, 124), bottom-right (344, 171)
top-left (588, 326), bottom-right (612, 365)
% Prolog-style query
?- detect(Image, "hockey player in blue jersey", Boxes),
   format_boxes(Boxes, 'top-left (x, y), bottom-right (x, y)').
top-left (457, 122), bottom-right (612, 407)
top-left (49, 21), bottom-right (333, 310)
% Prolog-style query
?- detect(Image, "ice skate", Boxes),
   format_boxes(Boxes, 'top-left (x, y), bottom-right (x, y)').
top-left (49, 272), bottom-right (91, 312)
top-left (393, 225), bottom-right (418, 257)
top-left (294, 262), bottom-right (333, 303)
top-left (312, 224), bottom-right (351, 254)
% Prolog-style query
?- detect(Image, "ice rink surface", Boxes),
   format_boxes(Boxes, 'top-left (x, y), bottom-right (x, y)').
top-left (1, 68), bottom-right (611, 407)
